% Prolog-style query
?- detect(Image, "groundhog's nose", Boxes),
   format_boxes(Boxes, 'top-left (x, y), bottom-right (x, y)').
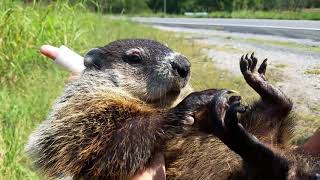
top-left (84, 48), bottom-right (105, 69)
top-left (171, 57), bottom-right (190, 78)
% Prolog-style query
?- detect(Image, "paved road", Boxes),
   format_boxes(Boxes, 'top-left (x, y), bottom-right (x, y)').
top-left (131, 17), bottom-right (320, 41)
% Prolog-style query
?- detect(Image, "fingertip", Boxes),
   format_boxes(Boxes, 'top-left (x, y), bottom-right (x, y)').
top-left (263, 58), bottom-right (268, 63)
top-left (40, 45), bottom-right (59, 60)
top-left (240, 56), bottom-right (248, 67)
top-left (261, 58), bottom-right (268, 68)
top-left (245, 53), bottom-right (249, 59)
top-left (240, 55), bottom-right (247, 63)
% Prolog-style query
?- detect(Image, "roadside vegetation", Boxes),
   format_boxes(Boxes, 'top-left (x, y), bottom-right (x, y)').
top-left (206, 9), bottom-right (320, 20)
top-left (136, 8), bottom-right (320, 20)
top-left (305, 67), bottom-right (320, 75)
top-left (1, 1), bottom-right (318, 179)
top-left (84, 0), bottom-right (320, 20)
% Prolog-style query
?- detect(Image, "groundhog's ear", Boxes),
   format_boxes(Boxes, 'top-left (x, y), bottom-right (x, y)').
top-left (84, 48), bottom-right (105, 69)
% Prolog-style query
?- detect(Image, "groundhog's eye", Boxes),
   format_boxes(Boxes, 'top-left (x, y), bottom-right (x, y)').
top-left (124, 48), bottom-right (142, 63)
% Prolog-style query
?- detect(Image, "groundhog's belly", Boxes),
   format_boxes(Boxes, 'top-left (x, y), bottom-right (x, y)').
top-left (165, 134), bottom-right (242, 180)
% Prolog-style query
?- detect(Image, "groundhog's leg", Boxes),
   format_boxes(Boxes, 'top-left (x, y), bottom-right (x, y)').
top-left (239, 54), bottom-right (293, 142)
top-left (240, 53), bottom-right (292, 116)
top-left (206, 93), bottom-right (290, 179)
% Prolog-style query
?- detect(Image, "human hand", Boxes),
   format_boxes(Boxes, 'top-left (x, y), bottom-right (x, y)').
top-left (40, 45), bottom-right (81, 81)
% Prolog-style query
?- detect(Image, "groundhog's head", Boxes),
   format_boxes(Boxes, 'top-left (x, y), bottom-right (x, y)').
top-left (83, 39), bottom-right (191, 106)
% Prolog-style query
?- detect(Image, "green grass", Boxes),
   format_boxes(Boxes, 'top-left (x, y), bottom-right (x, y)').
top-left (305, 69), bottom-right (320, 75)
top-left (0, 2), bottom-right (96, 178)
top-left (295, 111), bottom-right (320, 144)
top-left (1, 2), bottom-right (319, 179)
top-left (274, 64), bottom-right (287, 69)
top-left (305, 65), bottom-right (320, 75)
top-left (207, 9), bottom-right (320, 20)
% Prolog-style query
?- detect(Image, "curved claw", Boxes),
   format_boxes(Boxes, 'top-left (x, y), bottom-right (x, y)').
top-left (250, 52), bottom-right (255, 58)
top-left (258, 58), bottom-right (268, 75)
top-left (250, 52), bottom-right (258, 72)
top-left (245, 53), bottom-right (249, 60)
top-left (227, 89), bottom-right (239, 94)
top-left (245, 53), bottom-right (252, 70)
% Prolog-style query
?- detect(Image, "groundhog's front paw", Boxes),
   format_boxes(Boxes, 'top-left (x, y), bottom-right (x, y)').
top-left (240, 53), bottom-right (268, 85)
top-left (212, 91), bottom-right (246, 133)
top-left (196, 90), bottom-right (246, 135)
top-left (174, 89), bottom-right (220, 125)
top-left (224, 101), bottom-right (246, 131)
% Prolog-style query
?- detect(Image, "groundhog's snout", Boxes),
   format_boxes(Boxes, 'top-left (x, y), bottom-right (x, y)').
top-left (170, 57), bottom-right (190, 79)
top-left (84, 48), bottom-right (105, 69)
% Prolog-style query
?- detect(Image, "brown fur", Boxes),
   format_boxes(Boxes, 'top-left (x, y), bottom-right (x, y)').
top-left (36, 91), bottom-right (171, 179)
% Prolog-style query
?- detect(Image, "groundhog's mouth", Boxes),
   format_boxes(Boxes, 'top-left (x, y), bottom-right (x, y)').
top-left (146, 89), bottom-right (181, 105)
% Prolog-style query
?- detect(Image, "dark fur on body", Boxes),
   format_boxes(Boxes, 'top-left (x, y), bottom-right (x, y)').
top-left (26, 39), bottom-right (319, 179)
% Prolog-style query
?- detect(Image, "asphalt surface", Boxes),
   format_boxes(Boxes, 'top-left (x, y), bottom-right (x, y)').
top-left (131, 17), bottom-right (320, 41)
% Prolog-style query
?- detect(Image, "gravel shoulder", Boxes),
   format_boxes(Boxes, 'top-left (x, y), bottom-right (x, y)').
top-left (155, 26), bottom-right (320, 127)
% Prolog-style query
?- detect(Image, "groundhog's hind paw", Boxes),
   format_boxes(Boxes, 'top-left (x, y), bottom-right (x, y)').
top-left (240, 53), bottom-right (268, 82)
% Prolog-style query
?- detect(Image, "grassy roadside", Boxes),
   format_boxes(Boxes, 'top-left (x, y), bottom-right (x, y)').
top-left (207, 9), bottom-right (320, 20)
top-left (305, 64), bottom-right (320, 75)
top-left (135, 8), bottom-right (320, 20)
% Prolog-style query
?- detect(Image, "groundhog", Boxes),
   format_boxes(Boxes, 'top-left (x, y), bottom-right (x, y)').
top-left (26, 39), bottom-right (319, 179)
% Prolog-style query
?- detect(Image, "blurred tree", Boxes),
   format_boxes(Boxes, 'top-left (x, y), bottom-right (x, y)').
top-left (20, 0), bottom-right (320, 14)
top-left (89, 0), bottom-right (320, 13)
top-left (85, 0), bottom-right (150, 13)
top-left (146, 0), bottom-right (162, 12)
